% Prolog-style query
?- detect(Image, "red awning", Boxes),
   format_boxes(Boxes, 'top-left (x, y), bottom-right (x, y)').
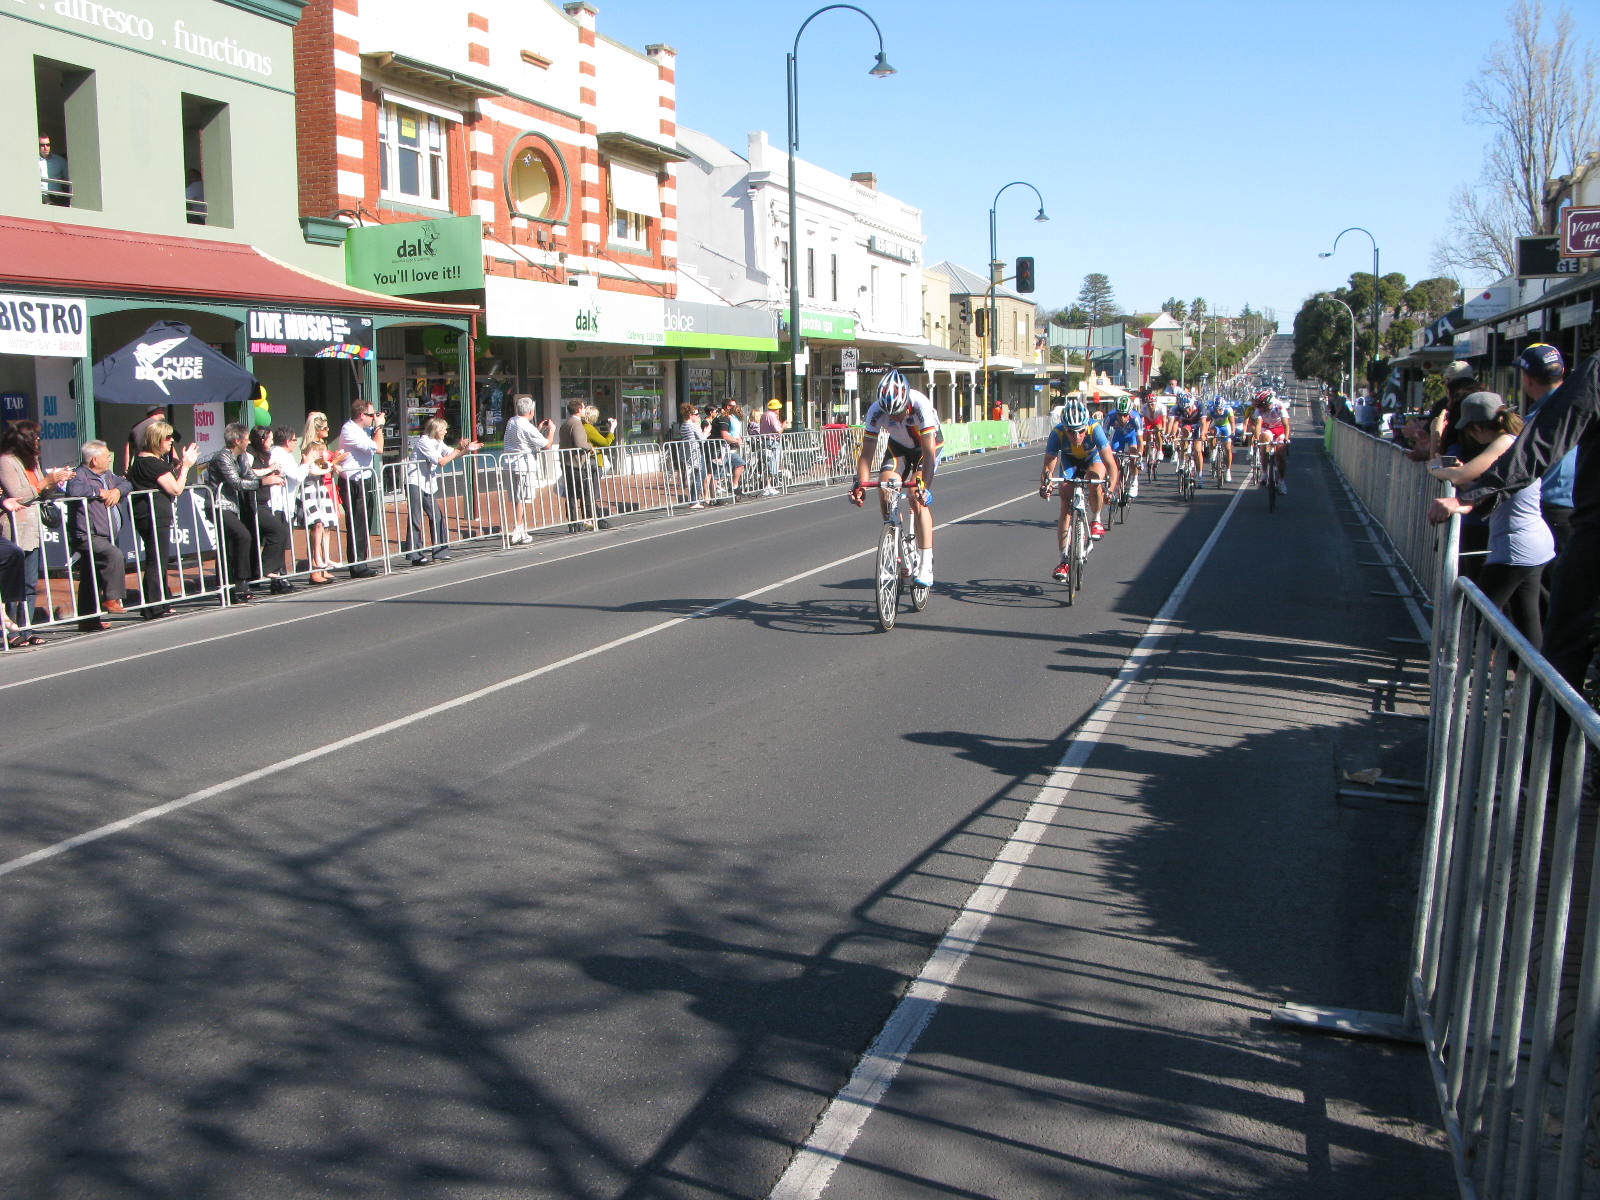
top-left (0, 213), bottom-right (475, 318)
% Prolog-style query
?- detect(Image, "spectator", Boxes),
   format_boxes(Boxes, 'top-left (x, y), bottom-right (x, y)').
top-left (337, 399), bottom-right (385, 578)
top-left (0, 419), bottom-right (73, 631)
top-left (404, 417), bottom-right (481, 565)
top-left (1430, 391), bottom-right (1553, 646)
top-left (244, 426), bottom-right (295, 592)
top-left (206, 423), bottom-right (281, 603)
top-left (669, 400), bottom-right (708, 509)
top-left (184, 169), bottom-right (206, 224)
top-left (1354, 388), bottom-right (1379, 434)
top-left (712, 402), bottom-right (747, 501)
top-left (557, 398), bottom-right (604, 532)
top-left (65, 440), bottom-right (131, 631)
top-left (38, 134), bottom-right (69, 206)
top-left (1427, 361), bottom-right (1480, 461)
top-left (124, 405), bottom-right (167, 472)
top-left (503, 395), bottom-right (554, 544)
top-left (125, 419), bottom-right (199, 620)
top-left (1430, 345), bottom-right (1599, 690)
top-left (0, 498), bottom-right (32, 647)
top-left (297, 424), bottom-right (343, 585)
top-left (755, 398), bottom-right (786, 496)
top-left (266, 424), bottom-right (305, 535)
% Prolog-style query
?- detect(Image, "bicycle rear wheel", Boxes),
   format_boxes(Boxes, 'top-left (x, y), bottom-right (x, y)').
top-left (903, 525), bottom-right (929, 612)
top-left (875, 524), bottom-right (899, 630)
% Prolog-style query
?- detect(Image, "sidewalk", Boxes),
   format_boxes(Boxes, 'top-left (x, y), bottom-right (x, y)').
top-left (793, 434), bottom-right (1456, 1197)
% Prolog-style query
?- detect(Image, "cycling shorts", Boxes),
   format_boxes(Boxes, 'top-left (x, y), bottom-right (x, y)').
top-left (883, 438), bottom-right (942, 480)
top-left (1109, 432), bottom-right (1140, 453)
top-left (1260, 424), bottom-right (1288, 442)
top-left (1181, 423), bottom-right (1205, 441)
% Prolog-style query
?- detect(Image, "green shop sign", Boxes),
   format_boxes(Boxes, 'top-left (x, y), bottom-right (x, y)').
top-left (345, 216), bottom-right (485, 296)
top-left (778, 311), bottom-right (856, 340)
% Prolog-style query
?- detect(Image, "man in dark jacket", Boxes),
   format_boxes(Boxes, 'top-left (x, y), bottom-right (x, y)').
top-left (65, 440), bottom-right (131, 631)
top-left (1430, 345), bottom-right (1596, 689)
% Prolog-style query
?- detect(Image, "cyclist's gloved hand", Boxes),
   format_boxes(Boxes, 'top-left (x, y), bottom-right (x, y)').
top-left (848, 484), bottom-right (866, 507)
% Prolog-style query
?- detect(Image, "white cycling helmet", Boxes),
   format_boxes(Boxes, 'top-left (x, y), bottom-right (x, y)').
top-left (877, 369), bottom-right (911, 416)
top-left (1060, 397), bottom-right (1091, 430)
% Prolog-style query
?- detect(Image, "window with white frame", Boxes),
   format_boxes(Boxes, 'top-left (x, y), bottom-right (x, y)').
top-left (607, 160), bottom-right (659, 252)
top-left (379, 99), bottom-right (449, 208)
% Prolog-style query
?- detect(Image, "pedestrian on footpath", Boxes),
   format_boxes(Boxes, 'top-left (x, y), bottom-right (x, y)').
top-left (1430, 346), bottom-right (1598, 690)
top-left (337, 400), bottom-right (384, 578)
top-left (756, 399), bottom-right (786, 495)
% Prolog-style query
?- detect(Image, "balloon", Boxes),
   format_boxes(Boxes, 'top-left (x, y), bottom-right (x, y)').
top-left (252, 392), bottom-right (271, 427)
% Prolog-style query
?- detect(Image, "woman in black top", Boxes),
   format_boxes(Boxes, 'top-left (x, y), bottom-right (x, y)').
top-left (126, 420), bottom-right (199, 618)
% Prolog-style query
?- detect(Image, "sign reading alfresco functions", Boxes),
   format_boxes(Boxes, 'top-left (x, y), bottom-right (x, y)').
top-left (345, 216), bottom-right (485, 296)
top-left (0, 293), bottom-right (88, 358)
top-left (247, 310), bottom-right (375, 360)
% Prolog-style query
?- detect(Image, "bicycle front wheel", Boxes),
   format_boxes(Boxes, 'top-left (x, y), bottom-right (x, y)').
top-left (1067, 510), bottom-right (1087, 604)
top-left (875, 524), bottom-right (900, 631)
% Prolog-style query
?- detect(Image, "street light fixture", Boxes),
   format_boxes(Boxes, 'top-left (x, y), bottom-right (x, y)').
top-left (786, 5), bottom-right (894, 428)
top-left (983, 181), bottom-right (1048, 422)
top-left (1318, 226), bottom-right (1380, 397)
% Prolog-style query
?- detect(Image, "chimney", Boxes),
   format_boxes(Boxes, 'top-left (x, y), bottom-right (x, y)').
top-left (851, 172), bottom-right (877, 190)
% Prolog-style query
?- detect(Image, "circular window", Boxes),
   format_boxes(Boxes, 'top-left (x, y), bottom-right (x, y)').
top-left (510, 146), bottom-right (553, 218)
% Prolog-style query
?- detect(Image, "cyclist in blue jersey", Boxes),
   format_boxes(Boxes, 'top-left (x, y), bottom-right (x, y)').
top-left (851, 369), bottom-right (942, 587)
top-left (1104, 396), bottom-right (1144, 497)
top-left (1207, 393), bottom-right (1236, 483)
top-left (1039, 398), bottom-right (1118, 581)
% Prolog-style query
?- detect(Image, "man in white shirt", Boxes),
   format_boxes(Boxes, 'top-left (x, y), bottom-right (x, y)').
top-left (503, 394), bottom-right (554, 543)
top-left (338, 400), bottom-right (384, 577)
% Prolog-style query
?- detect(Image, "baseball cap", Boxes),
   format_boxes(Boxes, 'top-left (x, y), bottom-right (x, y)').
top-left (767, 399), bottom-right (783, 409)
top-left (1442, 361), bottom-right (1475, 384)
top-left (1514, 343), bottom-right (1564, 383)
top-left (1458, 390), bottom-right (1506, 426)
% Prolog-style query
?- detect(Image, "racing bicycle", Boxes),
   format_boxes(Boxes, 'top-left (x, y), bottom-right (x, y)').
top-left (1175, 447), bottom-right (1197, 503)
top-left (859, 478), bottom-right (929, 631)
top-left (1255, 435), bottom-right (1286, 512)
top-left (1112, 451), bottom-right (1139, 523)
top-left (1044, 475), bottom-right (1108, 607)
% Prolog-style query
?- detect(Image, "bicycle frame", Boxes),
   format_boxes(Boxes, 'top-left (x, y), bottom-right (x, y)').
top-left (860, 478), bottom-right (929, 630)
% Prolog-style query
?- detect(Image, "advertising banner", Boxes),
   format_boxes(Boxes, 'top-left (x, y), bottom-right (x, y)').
top-left (1560, 206), bottom-right (1600, 258)
top-left (247, 310), bottom-right (375, 359)
top-left (35, 357), bottom-right (78, 470)
top-left (0, 293), bottom-right (88, 358)
top-left (346, 216), bottom-right (485, 295)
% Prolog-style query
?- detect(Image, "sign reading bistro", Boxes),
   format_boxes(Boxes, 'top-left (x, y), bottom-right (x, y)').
top-left (0, 293), bottom-right (89, 358)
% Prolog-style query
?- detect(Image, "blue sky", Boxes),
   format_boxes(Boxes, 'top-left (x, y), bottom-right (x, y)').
top-left (587, 0), bottom-right (1599, 323)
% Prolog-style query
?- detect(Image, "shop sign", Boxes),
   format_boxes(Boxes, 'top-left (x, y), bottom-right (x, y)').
top-left (1561, 206), bottom-right (1600, 258)
top-left (345, 216), bottom-right (485, 295)
top-left (777, 310), bottom-right (857, 340)
top-left (661, 300), bottom-right (779, 351)
top-left (1463, 285), bottom-right (1514, 321)
top-left (485, 276), bottom-right (663, 345)
top-left (0, 293), bottom-right (88, 358)
top-left (36, 358), bottom-right (78, 469)
top-left (1560, 301), bottom-right (1594, 329)
top-left (247, 310), bottom-right (374, 359)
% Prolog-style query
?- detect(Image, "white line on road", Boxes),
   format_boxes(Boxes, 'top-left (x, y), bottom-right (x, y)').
top-left (767, 477), bottom-right (1250, 1200)
top-left (0, 490), bottom-right (1031, 882)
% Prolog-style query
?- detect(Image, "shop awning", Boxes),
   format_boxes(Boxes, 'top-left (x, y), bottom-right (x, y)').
top-left (0, 214), bottom-right (476, 319)
top-left (891, 342), bottom-right (978, 365)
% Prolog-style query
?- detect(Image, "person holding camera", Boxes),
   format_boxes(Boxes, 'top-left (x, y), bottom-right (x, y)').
top-left (338, 399), bottom-right (385, 577)
top-left (557, 399), bottom-right (613, 532)
top-left (127, 419), bottom-right (199, 618)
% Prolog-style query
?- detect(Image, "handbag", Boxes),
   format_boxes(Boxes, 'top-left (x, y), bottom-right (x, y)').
top-left (37, 499), bottom-right (63, 530)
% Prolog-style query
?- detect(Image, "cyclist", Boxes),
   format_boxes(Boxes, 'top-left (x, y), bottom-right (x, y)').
top-left (850, 369), bottom-right (942, 588)
top-left (1040, 397), bottom-right (1118, 581)
top-left (1104, 396), bottom-right (1143, 497)
top-left (1245, 387), bottom-right (1291, 494)
top-left (1207, 392), bottom-right (1236, 483)
top-left (1141, 389), bottom-right (1169, 474)
top-left (1175, 394), bottom-right (1209, 485)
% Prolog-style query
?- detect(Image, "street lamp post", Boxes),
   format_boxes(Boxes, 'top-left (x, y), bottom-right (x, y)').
top-left (1319, 226), bottom-right (1380, 398)
top-left (983, 181), bottom-right (1048, 423)
top-left (1319, 294), bottom-right (1357, 413)
top-left (787, 5), bottom-right (894, 428)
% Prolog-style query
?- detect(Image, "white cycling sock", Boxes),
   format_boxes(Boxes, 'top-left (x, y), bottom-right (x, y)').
top-left (919, 548), bottom-right (933, 576)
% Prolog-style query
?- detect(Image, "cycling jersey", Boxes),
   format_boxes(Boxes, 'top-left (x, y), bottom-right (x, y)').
top-left (1209, 403), bottom-right (1234, 428)
top-left (1105, 413), bottom-right (1142, 452)
top-left (864, 389), bottom-right (942, 451)
top-left (1144, 401), bottom-right (1168, 423)
top-left (1046, 422), bottom-right (1111, 464)
top-left (1177, 407), bottom-right (1204, 429)
top-left (1251, 399), bottom-right (1289, 429)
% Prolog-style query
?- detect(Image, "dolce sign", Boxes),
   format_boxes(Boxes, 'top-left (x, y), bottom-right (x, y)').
top-left (0, 293), bottom-right (88, 358)
top-left (1561, 206), bottom-right (1600, 258)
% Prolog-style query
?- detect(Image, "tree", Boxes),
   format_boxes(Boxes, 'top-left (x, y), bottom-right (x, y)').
top-left (1077, 274), bottom-right (1118, 327)
top-left (1436, 0), bottom-right (1597, 279)
top-left (1291, 295), bottom-right (1356, 389)
top-left (1190, 297), bottom-right (1208, 323)
top-left (1403, 277), bottom-right (1463, 319)
top-left (1162, 296), bottom-right (1187, 321)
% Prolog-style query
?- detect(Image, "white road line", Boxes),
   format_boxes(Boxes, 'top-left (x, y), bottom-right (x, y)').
top-left (767, 479), bottom-right (1248, 1200)
top-left (0, 490), bottom-right (1031, 882)
top-left (0, 455), bottom-right (1013, 693)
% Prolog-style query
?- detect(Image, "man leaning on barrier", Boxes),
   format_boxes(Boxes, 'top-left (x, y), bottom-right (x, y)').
top-left (65, 441), bottom-right (131, 632)
top-left (1429, 345), bottom-right (1598, 691)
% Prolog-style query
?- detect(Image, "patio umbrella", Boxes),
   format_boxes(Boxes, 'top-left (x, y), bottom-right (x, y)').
top-left (92, 320), bottom-right (258, 407)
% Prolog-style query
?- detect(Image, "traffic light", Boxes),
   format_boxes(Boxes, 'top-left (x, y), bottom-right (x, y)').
top-left (975, 307), bottom-right (988, 338)
top-left (1015, 256), bottom-right (1035, 293)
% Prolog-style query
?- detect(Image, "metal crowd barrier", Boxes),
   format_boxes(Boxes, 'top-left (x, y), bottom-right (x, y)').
top-left (1410, 578), bottom-right (1600, 1200)
top-left (378, 453), bottom-right (508, 567)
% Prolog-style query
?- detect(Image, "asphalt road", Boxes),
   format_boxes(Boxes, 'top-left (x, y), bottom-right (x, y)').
top-left (0, 348), bottom-right (1447, 1199)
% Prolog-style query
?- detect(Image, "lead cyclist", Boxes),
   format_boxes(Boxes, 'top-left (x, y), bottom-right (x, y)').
top-left (849, 369), bottom-right (943, 587)
top-left (1244, 388), bottom-right (1290, 493)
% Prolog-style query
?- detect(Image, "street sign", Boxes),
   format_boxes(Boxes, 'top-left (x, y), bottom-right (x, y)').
top-left (1517, 235), bottom-right (1582, 277)
top-left (1561, 206), bottom-right (1600, 258)
top-left (840, 346), bottom-right (859, 371)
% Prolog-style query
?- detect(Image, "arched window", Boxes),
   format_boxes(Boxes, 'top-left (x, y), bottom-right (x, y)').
top-left (504, 134), bottom-right (569, 224)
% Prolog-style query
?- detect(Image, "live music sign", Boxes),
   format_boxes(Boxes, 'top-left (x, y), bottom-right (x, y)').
top-left (1561, 206), bottom-right (1600, 258)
